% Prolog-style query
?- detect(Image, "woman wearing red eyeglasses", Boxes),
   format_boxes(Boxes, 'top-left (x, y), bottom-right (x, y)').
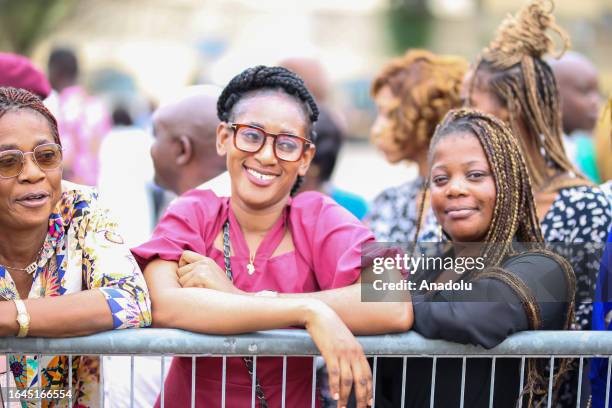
top-left (0, 86), bottom-right (151, 407)
top-left (132, 66), bottom-right (412, 408)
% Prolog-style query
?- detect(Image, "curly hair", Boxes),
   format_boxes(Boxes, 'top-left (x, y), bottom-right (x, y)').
top-left (217, 66), bottom-right (319, 196)
top-left (472, 0), bottom-right (589, 192)
top-left (371, 49), bottom-right (468, 151)
top-left (0, 86), bottom-right (60, 144)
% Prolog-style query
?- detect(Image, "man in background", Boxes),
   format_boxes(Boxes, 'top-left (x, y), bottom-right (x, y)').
top-left (551, 51), bottom-right (603, 183)
top-left (150, 85), bottom-right (227, 197)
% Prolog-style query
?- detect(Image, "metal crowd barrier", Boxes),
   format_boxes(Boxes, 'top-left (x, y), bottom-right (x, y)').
top-left (2, 329), bottom-right (612, 407)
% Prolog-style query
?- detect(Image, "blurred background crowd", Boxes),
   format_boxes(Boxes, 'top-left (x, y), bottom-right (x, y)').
top-left (0, 0), bottom-right (609, 232)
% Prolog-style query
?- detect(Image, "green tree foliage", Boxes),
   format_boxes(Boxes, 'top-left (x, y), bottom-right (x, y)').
top-left (0, 0), bottom-right (76, 55)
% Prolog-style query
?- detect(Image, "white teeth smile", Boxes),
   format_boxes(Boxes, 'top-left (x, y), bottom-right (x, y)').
top-left (247, 168), bottom-right (276, 181)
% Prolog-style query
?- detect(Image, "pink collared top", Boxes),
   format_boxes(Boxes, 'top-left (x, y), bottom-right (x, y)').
top-left (131, 189), bottom-right (375, 407)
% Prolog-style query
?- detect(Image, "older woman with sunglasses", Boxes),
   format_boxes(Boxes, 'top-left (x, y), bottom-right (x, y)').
top-left (133, 66), bottom-right (412, 408)
top-left (0, 87), bottom-right (151, 406)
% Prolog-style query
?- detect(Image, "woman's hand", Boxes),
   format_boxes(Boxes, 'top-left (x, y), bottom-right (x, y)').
top-left (304, 300), bottom-right (373, 408)
top-left (177, 250), bottom-right (243, 295)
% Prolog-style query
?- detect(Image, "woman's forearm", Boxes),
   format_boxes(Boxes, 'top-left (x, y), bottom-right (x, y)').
top-left (0, 289), bottom-right (113, 337)
top-left (145, 258), bottom-right (323, 334)
top-left (277, 283), bottom-right (414, 335)
top-left (152, 287), bottom-right (321, 334)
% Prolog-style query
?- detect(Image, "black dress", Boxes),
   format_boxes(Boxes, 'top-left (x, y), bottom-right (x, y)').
top-left (374, 253), bottom-right (571, 408)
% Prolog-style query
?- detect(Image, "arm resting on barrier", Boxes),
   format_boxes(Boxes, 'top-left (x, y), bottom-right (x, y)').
top-left (276, 279), bottom-right (414, 335)
top-left (145, 257), bottom-right (374, 408)
top-left (0, 289), bottom-right (114, 337)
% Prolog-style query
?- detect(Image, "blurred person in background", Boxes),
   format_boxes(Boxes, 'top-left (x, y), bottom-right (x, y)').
top-left (298, 107), bottom-right (369, 219)
top-left (366, 49), bottom-right (467, 242)
top-left (102, 87), bottom-right (226, 408)
top-left (148, 85), bottom-right (229, 222)
top-left (150, 85), bottom-right (228, 198)
top-left (0, 87), bottom-right (150, 407)
top-left (590, 97), bottom-right (612, 408)
top-left (47, 47), bottom-right (111, 186)
top-left (464, 1), bottom-right (611, 405)
top-left (97, 105), bottom-right (155, 247)
top-left (0, 52), bottom-right (51, 100)
top-left (550, 51), bottom-right (603, 183)
top-left (595, 99), bottom-right (612, 202)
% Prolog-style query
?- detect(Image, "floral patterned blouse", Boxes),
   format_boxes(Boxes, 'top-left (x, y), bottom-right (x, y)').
top-left (365, 177), bottom-right (441, 243)
top-left (0, 182), bottom-right (152, 407)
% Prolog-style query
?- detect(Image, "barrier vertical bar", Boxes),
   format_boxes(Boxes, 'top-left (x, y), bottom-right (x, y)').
top-left (605, 357), bottom-right (612, 408)
top-left (191, 356), bottom-right (196, 408)
top-left (430, 357), bottom-right (437, 408)
top-left (160, 356), bottom-right (165, 408)
top-left (401, 357), bottom-right (407, 408)
top-left (459, 357), bottom-right (466, 408)
top-left (372, 357), bottom-right (378, 408)
top-left (576, 357), bottom-right (584, 408)
top-left (518, 357), bottom-right (525, 408)
top-left (311, 358), bottom-right (317, 408)
top-left (221, 356), bottom-right (227, 408)
top-left (251, 357), bottom-right (257, 408)
top-left (130, 356), bottom-right (135, 408)
top-left (547, 357), bottom-right (555, 408)
top-left (281, 356), bottom-right (287, 408)
top-left (489, 357), bottom-right (497, 408)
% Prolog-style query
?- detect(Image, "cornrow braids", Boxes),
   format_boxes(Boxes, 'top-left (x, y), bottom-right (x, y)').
top-left (217, 66), bottom-right (319, 197)
top-left (217, 65), bottom-right (319, 125)
top-left (371, 49), bottom-right (467, 151)
top-left (0, 87), bottom-right (60, 145)
top-left (473, 0), bottom-right (589, 192)
top-left (414, 108), bottom-right (576, 406)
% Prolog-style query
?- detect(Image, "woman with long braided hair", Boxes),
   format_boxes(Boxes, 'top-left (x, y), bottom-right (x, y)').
top-left (134, 66), bottom-right (412, 408)
top-left (464, 2), bottom-right (611, 404)
top-left (376, 108), bottom-right (575, 407)
top-left (0, 87), bottom-right (151, 407)
top-left (367, 49), bottom-right (467, 242)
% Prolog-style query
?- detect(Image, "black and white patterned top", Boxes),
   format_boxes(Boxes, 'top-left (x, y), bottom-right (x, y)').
top-left (540, 185), bottom-right (610, 408)
top-left (540, 185), bottom-right (611, 330)
top-left (365, 177), bottom-right (441, 243)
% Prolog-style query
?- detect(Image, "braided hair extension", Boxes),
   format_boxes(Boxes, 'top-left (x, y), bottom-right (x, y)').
top-left (472, 0), bottom-right (590, 193)
top-left (371, 49), bottom-right (468, 153)
top-left (217, 66), bottom-right (319, 196)
top-left (0, 87), bottom-right (60, 145)
top-left (414, 108), bottom-right (576, 406)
